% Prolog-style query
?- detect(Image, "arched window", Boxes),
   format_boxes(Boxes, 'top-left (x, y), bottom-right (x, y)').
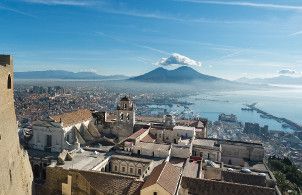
top-left (7, 74), bottom-right (12, 89)
top-left (120, 113), bottom-right (124, 120)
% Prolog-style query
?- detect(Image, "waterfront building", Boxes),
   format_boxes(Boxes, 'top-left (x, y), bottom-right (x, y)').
top-left (218, 113), bottom-right (237, 123)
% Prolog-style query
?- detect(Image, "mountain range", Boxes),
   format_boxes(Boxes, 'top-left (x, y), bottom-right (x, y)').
top-left (15, 70), bottom-right (129, 80)
top-left (237, 75), bottom-right (302, 85)
top-left (16, 66), bottom-right (225, 84)
top-left (129, 66), bottom-right (223, 83)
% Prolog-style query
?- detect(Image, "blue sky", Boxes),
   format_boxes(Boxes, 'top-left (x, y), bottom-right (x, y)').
top-left (1, 0), bottom-right (302, 79)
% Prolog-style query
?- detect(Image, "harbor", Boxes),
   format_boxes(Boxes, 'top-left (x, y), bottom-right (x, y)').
top-left (244, 103), bottom-right (302, 131)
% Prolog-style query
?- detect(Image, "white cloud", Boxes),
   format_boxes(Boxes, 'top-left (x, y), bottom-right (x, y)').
top-left (22, 0), bottom-right (260, 24)
top-left (177, 0), bottom-right (302, 11)
top-left (156, 53), bottom-right (202, 67)
top-left (0, 3), bottom-right (36, 17)
top-left (96, 32), bottom-right (170, 55)
top-left (23, 0), bottom-right (95, 6)
top-left (289, 30), bottom-right (302, 37)
top-left (278, 69), bottom-right (297, 75)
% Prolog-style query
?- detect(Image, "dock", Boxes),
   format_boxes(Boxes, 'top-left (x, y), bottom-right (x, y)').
top-left (245, 103), bottom-right (302, 131)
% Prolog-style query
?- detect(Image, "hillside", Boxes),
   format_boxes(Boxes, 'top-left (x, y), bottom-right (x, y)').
top-left (15, 70), bottom-right (129, 80)
top-left (237, 75), bottom-right (302, 85)
top-left (129, 66), bottom-right (222, 83)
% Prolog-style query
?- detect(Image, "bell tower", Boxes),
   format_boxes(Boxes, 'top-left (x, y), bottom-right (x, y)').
top-left (0, 55), bottom-right (33, 195)
top-left (114, 96), bottom-right (135, 139)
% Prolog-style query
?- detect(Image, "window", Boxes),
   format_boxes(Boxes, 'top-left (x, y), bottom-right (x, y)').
top-left (138, 168), bottom-right (141, 175)
top-left (7, 74), bottom-right (11, 89)
top-left (122, 166), bottom-right (125, 172)
top-left (114, 165), bottom-right (118, 171)
top-left (120, 113), bottom-right (124, 120)
top-left (126, 114), bottom-right (130, 120)
top-left (9, 170), bottom-right (12, 183)
top-left (130, 167), bottom-right (133, 174)
top-left (124, 103), bottom-right (127, 109)
top-left (153, 192), bottom-right (157, 195)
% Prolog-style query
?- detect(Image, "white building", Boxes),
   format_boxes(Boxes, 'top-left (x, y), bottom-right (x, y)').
top-left (29, 109), bottom-right (93, 153)
top-left (132, 142), bottom-right (171, 158)
top-left (173, 125), bottom-right (195, 139)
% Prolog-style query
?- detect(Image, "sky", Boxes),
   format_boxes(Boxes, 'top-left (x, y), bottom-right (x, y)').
top-left (1, 0), bottom-right (302, 80)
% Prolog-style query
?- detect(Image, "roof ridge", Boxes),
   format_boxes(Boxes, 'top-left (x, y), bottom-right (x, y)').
top-left (156, 161), bottom-right (167, 184)
top-left (156, 162), bottom-right (182, 194)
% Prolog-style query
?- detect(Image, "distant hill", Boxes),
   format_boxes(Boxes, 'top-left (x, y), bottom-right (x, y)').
top-left (129, 66), bottom-right (223, 83)
top-left (237, 75), bottom-right (302, 85)
top-left (15, 70), bottom-right (129, 80)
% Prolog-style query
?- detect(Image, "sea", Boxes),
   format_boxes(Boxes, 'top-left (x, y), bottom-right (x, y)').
top-left (149, 86), bottom-right (302, 132)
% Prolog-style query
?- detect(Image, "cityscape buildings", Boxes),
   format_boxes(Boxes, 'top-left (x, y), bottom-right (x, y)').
top-left (2, 54), bottom-right (301, 194)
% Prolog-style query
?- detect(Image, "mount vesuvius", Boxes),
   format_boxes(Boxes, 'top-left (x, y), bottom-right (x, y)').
top-left (129, 66), bottom-right (223, 83)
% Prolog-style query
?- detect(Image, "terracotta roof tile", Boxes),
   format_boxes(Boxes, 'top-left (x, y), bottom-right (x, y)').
top-left (51, 109), bottom-right (92, 127)
top-left (140, 133), bottom-right (156, 143)
top-left (78, 170), bottom-right (141, 195)
top-left (181, 176), bottom-right (276, 195)
top-left (127, 180), bottom-right (144, 195)
top-left (222, 171), bottom-right (266, 186)
top-left (128, 128), bottom-right (147, 140)
top-left (142, 162), bottom-right (181, 195)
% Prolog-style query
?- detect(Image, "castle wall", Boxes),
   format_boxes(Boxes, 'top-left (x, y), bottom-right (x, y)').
top-left (0, 55), bottom-right (33, 195)
top-left (221, 143), bottom-right (264, 166)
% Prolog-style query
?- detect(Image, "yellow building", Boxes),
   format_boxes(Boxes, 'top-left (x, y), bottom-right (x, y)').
top-left (141, 162), bottom-right (181, 195)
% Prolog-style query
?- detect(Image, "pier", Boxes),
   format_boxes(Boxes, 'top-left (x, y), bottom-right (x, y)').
top-left (245, 103), bottom-right (302, 131)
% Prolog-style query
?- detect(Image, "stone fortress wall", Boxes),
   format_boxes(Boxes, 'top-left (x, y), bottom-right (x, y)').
top-left (0, 55), bottom-right (33, 195)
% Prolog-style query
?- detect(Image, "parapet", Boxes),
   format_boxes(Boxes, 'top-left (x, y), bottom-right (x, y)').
top-left (0, 55), bottom-right (12, 66)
